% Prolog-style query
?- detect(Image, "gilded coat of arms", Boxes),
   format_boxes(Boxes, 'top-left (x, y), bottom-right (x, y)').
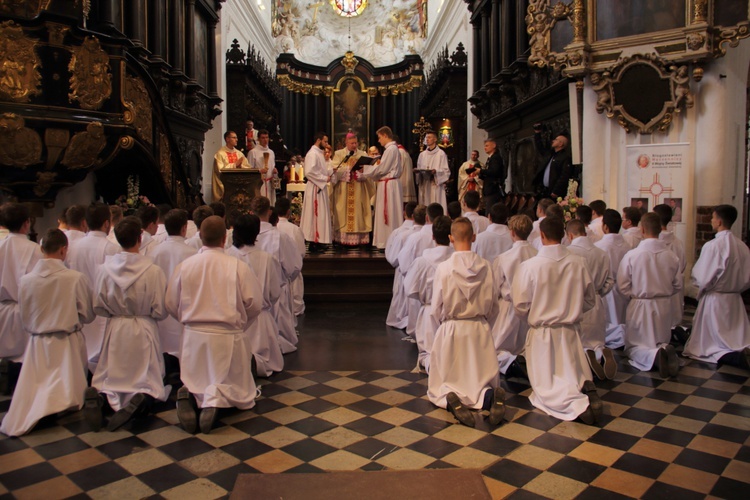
top-left (0, 21), bottom-right (41, 102)
top-left (0, 113), bottom-right (42, 168)
top-left (69, 36), bottom-right (112, 110)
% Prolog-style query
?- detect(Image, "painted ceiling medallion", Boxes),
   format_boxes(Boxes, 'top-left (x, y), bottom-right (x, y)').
top-left (330, 0), bottom-right (367, 18)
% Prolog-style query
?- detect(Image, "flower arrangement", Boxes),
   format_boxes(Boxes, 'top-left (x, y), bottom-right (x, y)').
top-left (289, 193), bottom-right (303, 226)
top-left (557, 179), bottom-right (583, 221)
top-left (116, 175), bottom-right (152, 213)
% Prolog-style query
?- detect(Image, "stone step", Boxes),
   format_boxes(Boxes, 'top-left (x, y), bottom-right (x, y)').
top-left (302, 249), bottom-right (395, 302)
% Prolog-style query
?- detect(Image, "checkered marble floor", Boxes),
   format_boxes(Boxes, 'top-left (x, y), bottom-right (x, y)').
top-left (0, 350), bottom-right (748, 499)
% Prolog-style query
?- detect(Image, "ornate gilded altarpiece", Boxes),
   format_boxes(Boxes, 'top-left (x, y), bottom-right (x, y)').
top-left (526, 0), bottom-right (750, 133)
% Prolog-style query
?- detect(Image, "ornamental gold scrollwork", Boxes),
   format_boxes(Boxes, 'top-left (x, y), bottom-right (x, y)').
top-left (0, 21), bottom-right (42, 103)
top-left (526, 1), bottom-right (574, 68)
top-left (159, 133), bottom-right (172, 187)
top-left (693, 0), bottom-right (708, 24)
top-left (69, 36), bottom-right (112, 110)
top-left (714, 22), bottom-right (750, 57)
top-left (61, 121), bottom-right (106, 169)
top-left (341, 51), bottom-right (358, 74)
top-left (124, 75), bottom-right (153, 145)
top-left (0, 113), bottom-right (42, 168)
top-left (34, 171), bottom-right (57, 197)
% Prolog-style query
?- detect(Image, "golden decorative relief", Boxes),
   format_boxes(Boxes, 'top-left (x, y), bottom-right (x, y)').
top-left (119, 136), bottom-right (135, 149)
top-left (526, 0), bottom-right (574, 69)
top-left (159, 133), bottom-right (172, 187)
top-left (61, 121), bottom-right (106, 169)
top-left (34, 171), bottom-right (57, 197)
top-left (0, 21), bottom-right (42, 102)
top-left (341, 51), bottom-right (359, 74)
top-left (570, 0), bottom-right (585, 43)
top-left (715, 21), bottom-right (750, 57)
top-left (44, 128), bottom-right (70, 169)
top-left (0, 113), bottom-right (42, 168)
top-left (124, 75), bottom-right (153, 144)
top-left (693, 0), bottom-right (708, 24)
top-left (278, 71), bottom-right (420, 96)
top-left (46, 23), bottom-right (69, 46)
top-left (69, 36), bottom-right (112, 110)
top-left (686, 33), bottom-right (705, 51)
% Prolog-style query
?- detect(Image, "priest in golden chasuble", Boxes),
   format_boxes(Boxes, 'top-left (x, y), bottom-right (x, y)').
top-left (331, 133), bottom-right (375, 247)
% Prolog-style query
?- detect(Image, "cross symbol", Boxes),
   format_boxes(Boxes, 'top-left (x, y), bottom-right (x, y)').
top-left (638, 173), bottom-right (674, 205)
top-left (412, 116), bottom-right (430, 152)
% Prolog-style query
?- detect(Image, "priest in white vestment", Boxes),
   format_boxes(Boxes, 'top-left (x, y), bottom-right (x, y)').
top-left (149, 209), bottom-right (197, 359)
top-left (0, 204), bottom-right (42, 370)
top-left (512, 217), bottom-right (601, 424)
top-left (1, 230), bottom-right (94, 436)
top-left (361, 126), bottom-right (403, 249)
top-left (415, 131), bottom-right (450, 211)
top-left (301, 132), bottom-right (336, 250)
top-left (385, 203), bottom-right (421, 330)
top-left (248, 129), bottom-right (278, 206)
top-left (404, 216), bottom-right (454, 372)
top-left (166, 216), bottom-right (263, 434)
top-left (398, 142), bottom-right (417, 203)
top-left (65, 203), bottom-right (120, 373)
top-left (491, 215), bottom-right (537, 376)
top-left (683, 205), bottom-right (750, 368)
top-left (428, 218), bottom-right (505, 427)
top-left (617, 213), bottom-right (682, 378)
top-left (331, 133), bottom-right (375, 246)
top-left (621, 207), bottom-right (643, 249)
top-left (566, 219), bottom-right (616, 380)
top-left (594, 211), bottom-right (631, 349)
top-left (276, 197), bottom-right (307, 316)
top-left (473, 202), bottom-right (513, 263)
top-left (227, 214), bottom-right (284, 377)
top-left (253, 196), bottom-right (302, 353)
top-left (212, 130), bottom-right (252, 202)
top-left (458, 150), bottom-right (483, 203)
top-left (88, 217), bottom-right (170, 431)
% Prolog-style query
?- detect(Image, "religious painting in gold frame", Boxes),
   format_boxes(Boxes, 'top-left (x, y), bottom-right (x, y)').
top-left (595, 0), bottom-right (686, 41)
top-left (331, 76), bottom-right (369, 151)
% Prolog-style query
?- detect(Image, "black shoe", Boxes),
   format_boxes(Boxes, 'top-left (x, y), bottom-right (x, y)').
top-left (107, 393), bottom-right (149, 431)
top-left (489, 388), bottom-right (506, 426)
top-left (580, 380), bottom-right (602, 425)
top-left (446, 392), bottom-right (474, 427)
top-left (671, 326), bottom-right (690, 345)
top-left (83, 387), bottom-right (104, 432)
top-left (176, 386), bottom-right (197, 433)
top-left (602, 348), bottom-right (617, 380)
top-left (199, 407), bottom-right (219, 434)
top-left (506, 356), bottom-right (528, 380)
top-left (0, 359), bottom-right (9, 396)
top-left (656, 346), bottom-right (670, 378)
top-left (251, 355), bottom-right (258, 380)
top-left (665, 344), bottom-right (679, 377)
top-left (586, 350), bottom-right (606, 380)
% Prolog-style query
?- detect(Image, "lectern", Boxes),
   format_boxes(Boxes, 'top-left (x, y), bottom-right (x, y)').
top-left (221, 169), bottom-right (262, 213)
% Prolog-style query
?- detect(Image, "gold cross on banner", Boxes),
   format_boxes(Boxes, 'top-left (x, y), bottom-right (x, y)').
top-left (412, 116), bottom-right (430, 152)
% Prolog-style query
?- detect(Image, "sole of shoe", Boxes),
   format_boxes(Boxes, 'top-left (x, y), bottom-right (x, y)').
top-left (199, 407), bottom-right (218, 434)
top-left (602, 348), bottom-right (617, 380)
top-left (586, 350), bottom-right (606, 380)
top-left (665, 344), bottom-right (679, 377)
top-left (176, 387), bottom-right (197, 434)
top-left (656, 346), bottom-right (670, 378)
top-left (489, 387), bottom-right (506, 426)
top-left (107, 393), bottom-right (147, 432)
top-left (83, 387), bottom-right (104, 432)
top-left (582, 380), bottom-right (602, 422)
top-left (446, 392), bottom-right (475, 427)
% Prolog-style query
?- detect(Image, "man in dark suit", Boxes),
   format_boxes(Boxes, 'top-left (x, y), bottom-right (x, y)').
top-left (478, 139), bottom-right (505, 211)
top-left (533, 124), bottom-right (572, 200)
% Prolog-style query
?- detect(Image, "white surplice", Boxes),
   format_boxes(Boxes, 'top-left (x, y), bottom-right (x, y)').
top-left (0, 233), bottom-right (42, 361)
top-left (301, 145), bottom-right (336, 244)
top-left (63, 229), bottom-right (86, 246)
top-left (362, 141), bottom-right (403, 249)
top-left (416, 146), bottom-right (449, 210)
top-left (403, 245), bottom-right (454, 371)
top-left (567, 237), bottom-right (614, 359)
top-left (277, 217), bottom-right (307, 316)
top-left (588, 217), bottom-right (604, 243)
top-left (166, 247), bottom-right (262, 409)
top-left (257, 222), bottom-right (302, 354)
top-left (398, 224), bottom-right (436, 337)
top-left (92, 253), bottom-right (170, 411)
top-left (153, 224), bottom-right (168, 245)
top-left (65, 230), bottom-right (120, 371)
top-left (595, 233), bottom-right (631, 349)
top-left (512, 245), bottom-right (596, 421)
top-left (385, 220), bottom-right (419, 329)
top-left (398, 146), bottom-right (417, 203)
top-left (139, 231), bottom-right (159, 258)
top-left (491, 241), bottom-right (537, 373)
top-left (149, 236), bottom-right (198, 356)
top-left (617, 239), bottom-right (682, 371)
top-left (464, 211), bottom-right (490, 235)
top-left (227, 245), bottom-right (283, 376)
top-left (660, 230), bottom-right (687, 327)
top-left (473, 223), bottom-right (513, 263)
top-left (249, 144), bottom-right (277, 206)
top-left (185, 233), bottom-right (203, 250)
top-left (428, 251), bottom-right (498, 409)
top-left (0, 260), bottom-right (94, 436)
top-left (683, 230), bottom-right (750, 363)
top-left (622, 227), bottom-right (643, 249)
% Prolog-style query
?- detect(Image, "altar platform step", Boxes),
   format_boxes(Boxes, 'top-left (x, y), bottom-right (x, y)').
top-left (302, 246), bottom-right (395, 302)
